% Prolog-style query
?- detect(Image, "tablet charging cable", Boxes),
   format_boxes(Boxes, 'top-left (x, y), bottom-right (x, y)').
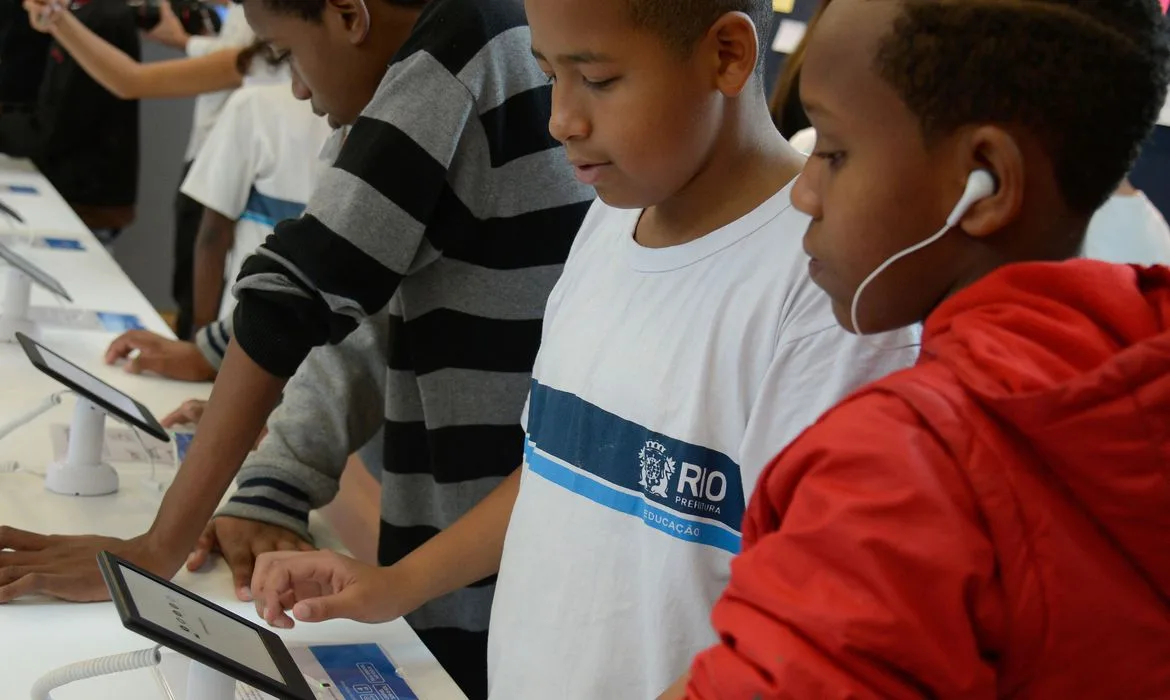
top-left (0, 390), bottom-right (70, 442)
top-left (30, 645), bottom-right (161, 700)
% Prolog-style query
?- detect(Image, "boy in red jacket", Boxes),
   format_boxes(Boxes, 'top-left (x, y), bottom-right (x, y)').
top-left (671, 0), bottom-right (1170, 698)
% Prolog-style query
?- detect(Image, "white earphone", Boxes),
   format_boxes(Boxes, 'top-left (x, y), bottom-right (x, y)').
top-left (946, 169), bottom-right (997, 227)
top-left (850, 169), bottom-right (997, 335)
top-left (355, 0), bottom-right (371, 42)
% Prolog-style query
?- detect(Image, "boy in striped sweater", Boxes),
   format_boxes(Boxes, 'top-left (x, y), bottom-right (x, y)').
top-left (0, 1), bottom-right (593, 697)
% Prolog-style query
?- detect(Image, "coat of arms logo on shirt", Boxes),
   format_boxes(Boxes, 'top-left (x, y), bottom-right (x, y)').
top-left (638, 440), bottom-right (676, 499)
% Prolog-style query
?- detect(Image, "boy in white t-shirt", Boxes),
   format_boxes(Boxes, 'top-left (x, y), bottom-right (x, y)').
top-left (248, 0), bottom-right (917, 697)
top-left (182, 79), bottom-right (332, 330)
top-left (104, 76), bottom-right (331, 380)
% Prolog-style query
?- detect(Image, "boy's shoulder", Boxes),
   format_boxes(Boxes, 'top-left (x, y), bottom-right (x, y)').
top-left (396, 0), bottom-right (530, 77)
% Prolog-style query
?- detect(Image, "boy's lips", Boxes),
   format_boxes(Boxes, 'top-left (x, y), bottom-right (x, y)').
top-left (570, 161), bottom-right (611, 185)
top-left (807, 257), bottom-right (824, 281)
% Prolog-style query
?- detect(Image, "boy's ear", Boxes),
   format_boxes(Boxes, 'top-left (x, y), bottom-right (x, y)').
top-left (324, 0), bottom-right (371, 44)
top-left (954, 125), bottom-right (1025, 239)
top-left (706, 12), bottom-right (759, 97)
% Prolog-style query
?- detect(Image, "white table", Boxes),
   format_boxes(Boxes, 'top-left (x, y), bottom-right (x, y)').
top-left (0, 158), bottom-right (466, 700)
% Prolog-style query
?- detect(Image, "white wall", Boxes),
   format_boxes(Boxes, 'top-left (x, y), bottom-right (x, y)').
top-left (108, 42), bottom-right (195, 313)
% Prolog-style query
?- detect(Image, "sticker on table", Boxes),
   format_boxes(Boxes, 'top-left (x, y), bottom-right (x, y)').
top-left (96, 311), bottom-right (145, 331)
top-left (153, 645), bottom-right (416, 700)
top-left (27, 306), bottom-right (143, 332)
top-left (42, 237), bottom-right (84, 250)
top-left (303, 644), bottom-right (418, 700)
top-left (0, 232), bottom-right (85, 250)
top-left (173, 431), bottom-right (194, 463)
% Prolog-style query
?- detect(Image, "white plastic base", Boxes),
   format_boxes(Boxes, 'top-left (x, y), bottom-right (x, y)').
top-left (187, 661), bottom-right (236, 700)
top-left (44, 398), bottom-right (119, 497)
top-left (155, 654), bottom-right (241, 700)
top-left (45, 460), bottom-right (118, 496)
top-left (0, 266), bottom-right (34, 343)
top-left (0, 313), bottom-right (35, 342)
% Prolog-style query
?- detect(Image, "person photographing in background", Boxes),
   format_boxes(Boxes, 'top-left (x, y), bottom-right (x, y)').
top-left (23, 0), bottom-right (259, 337)
top-left (0, 0), bottom-right (139, 244)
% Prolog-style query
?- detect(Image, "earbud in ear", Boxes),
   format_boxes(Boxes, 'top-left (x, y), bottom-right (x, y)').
top-left (354, 0), bottom-right (371, 42)
top-left (946, 169), bottom-right (997, 227)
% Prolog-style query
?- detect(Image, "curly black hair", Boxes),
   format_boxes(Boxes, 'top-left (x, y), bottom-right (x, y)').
top-left (874, 0), bottom-right (1170, 214)
top-left (627, 0), bottom-right (773, 64)
top-left (232, 0), bottom-right (429, 22)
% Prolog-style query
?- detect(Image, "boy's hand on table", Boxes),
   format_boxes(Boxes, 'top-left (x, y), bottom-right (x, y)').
top-left (187, 516), bottom-right (314, 602)
top-left (0, 527), bottom-right (182, 602)
top-left (105, 330), bottom-right (216, 382)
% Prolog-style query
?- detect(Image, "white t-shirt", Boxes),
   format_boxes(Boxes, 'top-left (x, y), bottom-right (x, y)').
top-left (1082, 191), bottom-right (1170, 265)
top-left (180, 83), bottom-right (332, 319)
top-left (183, 4), bottom-right (255, 161)
top-left (1158, 92), bottom-right (1170, 127)
top-left (487, 186), bottom-right (920, 699)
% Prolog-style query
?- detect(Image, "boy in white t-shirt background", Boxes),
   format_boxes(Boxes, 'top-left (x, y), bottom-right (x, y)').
top-left (248, 0), bottom-right (917, 697)
top-left (104, 66), bottom-right (331, 380)
top-left (184, 80), bottom-right (331, 330)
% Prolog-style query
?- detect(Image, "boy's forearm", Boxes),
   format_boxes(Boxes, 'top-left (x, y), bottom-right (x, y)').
top-left (192, 210), bottom-right (235, 330)
top-left (145, 341), bottom-right (286, 554)
top-left (389, 468), bottom-right (522, 614)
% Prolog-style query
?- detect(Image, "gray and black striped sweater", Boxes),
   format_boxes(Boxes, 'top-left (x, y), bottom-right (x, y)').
top-left (215, 1), bottom-right (594, 697)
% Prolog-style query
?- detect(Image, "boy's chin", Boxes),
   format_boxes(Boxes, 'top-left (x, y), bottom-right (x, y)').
top-left (828, 298), bottom-right (858, 335)
top-left (594, 187), bottom-right (643, 210)
top-left (592, 181), bottom-right (663, 212)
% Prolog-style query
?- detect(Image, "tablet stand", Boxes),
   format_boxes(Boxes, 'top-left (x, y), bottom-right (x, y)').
top-left (45, 397), bottom-right (119, 496)
top-left (187, 660), bottom-right (236, 700)
top-left (0, 266), bottom-right (35, 342)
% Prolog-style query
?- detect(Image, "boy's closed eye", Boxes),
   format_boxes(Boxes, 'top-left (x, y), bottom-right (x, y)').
top-left (541, 72), bottom-right (621, 90)
top-left (812, 150), bottom-right (846, 170)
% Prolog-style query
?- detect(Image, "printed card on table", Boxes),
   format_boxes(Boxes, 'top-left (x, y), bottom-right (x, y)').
top-left (0, 232), bottom-right (85, 250)
top-left (28, 306), bottom-right (143, 332)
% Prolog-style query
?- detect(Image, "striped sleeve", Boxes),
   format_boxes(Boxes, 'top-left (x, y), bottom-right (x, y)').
top-left (231, 53), bottom-right (477, 378)
top-left (215, 313), bottom-right (389, 541)
top-left (193, 316), bottom-right (234, 370)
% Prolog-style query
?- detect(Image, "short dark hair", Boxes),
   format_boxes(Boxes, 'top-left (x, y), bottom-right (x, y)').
top-left (874, 0), bottom-right (1170, 215)
top-left (233, 0), bottom-right (428, 22)
top-left (627, 0), bottom-right (773, 63)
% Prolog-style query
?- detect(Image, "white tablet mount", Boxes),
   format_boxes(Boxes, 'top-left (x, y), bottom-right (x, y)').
top-left (45, 396), bottom-right (119, 497)
top-left (0, 239), bottom-right (72, 343)
top-left (0, 265), bottom-right (35, 342)
top-left (0, 391), bottom-right (118, 496)
top-left (186, 661), bottom-right (236, 700)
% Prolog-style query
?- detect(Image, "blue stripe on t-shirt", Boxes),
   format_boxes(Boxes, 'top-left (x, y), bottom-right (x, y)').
top-left (239, 187), bottom-right (306, 228)
top-left (525, 381), bottom-right (745, 553)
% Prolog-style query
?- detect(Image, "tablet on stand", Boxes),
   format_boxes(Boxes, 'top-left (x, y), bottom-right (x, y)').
top-left (0, 238), bottom-right (70, 342)
top-left (98, 551), bottom-right (318, 700)
top-left (16, 332), bottom-right (168, 495)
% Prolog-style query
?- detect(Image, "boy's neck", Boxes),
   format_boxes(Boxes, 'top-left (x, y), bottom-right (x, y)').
top-left (635, 100), bottom-right (804, 249)
top-left (938, 209), bottom-right (1088, 315)
top-left (369, 5), bottom-right (425, 66)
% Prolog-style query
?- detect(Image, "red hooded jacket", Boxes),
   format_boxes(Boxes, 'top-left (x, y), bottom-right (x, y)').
top-left (685, 260), bottom-right (1170, 699)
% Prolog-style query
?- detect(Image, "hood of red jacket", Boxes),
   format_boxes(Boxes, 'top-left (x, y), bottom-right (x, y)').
top-left (922, 260), bottom-right (1170, 599)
